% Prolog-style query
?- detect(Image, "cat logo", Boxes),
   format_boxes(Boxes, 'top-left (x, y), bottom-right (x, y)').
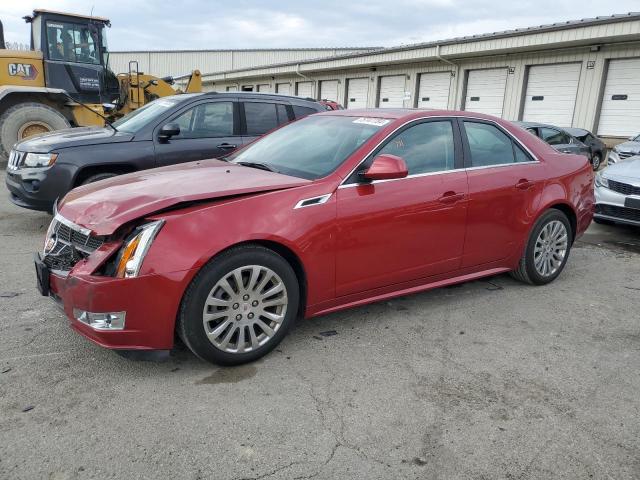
top-left (8, 63), bottom-right (38, 80)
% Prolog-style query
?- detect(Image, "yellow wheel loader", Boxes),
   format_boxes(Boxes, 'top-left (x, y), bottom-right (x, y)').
top-left (0, 9), bottom-right (201, 159)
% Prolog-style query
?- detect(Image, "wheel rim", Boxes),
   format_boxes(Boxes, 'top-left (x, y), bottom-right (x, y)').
top-left (18, 121), bottom-right (53, 140)
top-left (533, 220), bottom-right (568, 277)
top-left (202, 265), bottom-right (288, 354)
top-left (592, 154), bottom-right (601, 170)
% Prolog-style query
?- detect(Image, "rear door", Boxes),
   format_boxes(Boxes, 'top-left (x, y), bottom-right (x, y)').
top-left (460, 120), bottom-right (546, 267)
top-left (335, 119), bottom-right (468, 296)
top-left (153, 99), bottom-right (240, 167)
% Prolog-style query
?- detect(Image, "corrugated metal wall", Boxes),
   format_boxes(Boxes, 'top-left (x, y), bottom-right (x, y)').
top-left (108, 48), bottom-right (378, 77)
top-left (206, 43), bottom-right (640, 139)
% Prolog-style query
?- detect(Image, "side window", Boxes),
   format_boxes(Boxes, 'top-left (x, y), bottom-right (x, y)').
top-left (525, 127), bottom-right (539, 137)
top-left (464, 121), bottom-right (523, 167)
top-left (172, 102), bottom-right (234, 139)
top-left (292, 105), bottom-right (318, 119)
top-left (378, 121), bottom-right (455, 175)
top-left (244, 102), bottom-right (279, 135)
top-left (540, 127), bottom-right (569, 145)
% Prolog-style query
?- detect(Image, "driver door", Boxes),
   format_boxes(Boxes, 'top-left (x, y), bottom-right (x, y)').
top-left (334, 119), bottom-right (468, 296)
top-left (154, 100), bottom-right (241, 167)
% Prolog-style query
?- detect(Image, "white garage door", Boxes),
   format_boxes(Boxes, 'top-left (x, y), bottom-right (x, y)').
top-left (378, 75), bottom-right (406, 108)
top-left (320, 80), bottom-right (339, 102)
top-left (296, 81), bottom-right (313, 98)
top-left (276, 83), bottom-right (291, 95)
top-left (465, 68), bottom-right (508, 117)
top-left (346, 78), bottom-right (369, 109)
top-left (256, 84), bottom-right (271, 92)
top-left (417, 72), bottom-right (452, 109)
top-left (522, 63), bottom-right (581, 126)
top-left (598, 58), bottom-right (640, 137)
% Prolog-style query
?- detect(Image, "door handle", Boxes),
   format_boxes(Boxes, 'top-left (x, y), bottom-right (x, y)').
top-left (438, 191), bottom-right (465, 204)
top-left (515, 179), bottom-right (534, 190)
top-left (217, 143), bottom-right (237, 149)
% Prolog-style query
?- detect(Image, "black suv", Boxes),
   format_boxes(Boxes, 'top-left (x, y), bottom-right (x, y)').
top-left (5, 92), bottom-right (327, 212)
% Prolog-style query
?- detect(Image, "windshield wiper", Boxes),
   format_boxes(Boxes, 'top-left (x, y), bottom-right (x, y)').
top-left (236, 161), bottom-right (278, 173)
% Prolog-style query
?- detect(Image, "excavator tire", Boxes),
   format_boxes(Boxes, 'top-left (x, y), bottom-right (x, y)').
top-left (0, 102), bottom-right (70, 159)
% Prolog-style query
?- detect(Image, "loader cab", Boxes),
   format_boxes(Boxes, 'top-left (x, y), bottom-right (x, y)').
top-left (25, 9), bottom-right (120, 104)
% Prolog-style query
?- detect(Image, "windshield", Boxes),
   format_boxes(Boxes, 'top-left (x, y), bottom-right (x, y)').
top-left (112, 97), bottom-right (186, 133)
top-left (633, 134), bottom-right (640, 142)
top-left (228, 115), bottom-right (386, 180)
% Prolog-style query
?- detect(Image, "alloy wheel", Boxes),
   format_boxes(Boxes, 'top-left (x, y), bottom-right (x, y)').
top-left (202, 265), bottom-right (288, 354)
top-left (533, 220), bottom-right (568, 277)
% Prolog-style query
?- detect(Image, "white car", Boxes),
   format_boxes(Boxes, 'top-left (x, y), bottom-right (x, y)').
top-left (595, 156), bottom-right (640, 226)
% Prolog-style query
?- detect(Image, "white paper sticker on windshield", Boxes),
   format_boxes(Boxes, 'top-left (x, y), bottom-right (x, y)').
top-left (352, 118), bottom-right (390, 126)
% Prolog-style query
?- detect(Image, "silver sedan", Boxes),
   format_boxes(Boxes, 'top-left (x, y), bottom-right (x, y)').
top-left (595, 156), bottom-right (640, 226)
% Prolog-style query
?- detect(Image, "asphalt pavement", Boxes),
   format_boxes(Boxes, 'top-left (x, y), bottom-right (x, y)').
top-left (0, 170), bottom-right (639, 479)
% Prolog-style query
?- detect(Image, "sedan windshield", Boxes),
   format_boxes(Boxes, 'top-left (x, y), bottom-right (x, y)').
top-left (228, 115), bottom-right (386, 180)
top-left (112, 96), bottom-right (191, 133)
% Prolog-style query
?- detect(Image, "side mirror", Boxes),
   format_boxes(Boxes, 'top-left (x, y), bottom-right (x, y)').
top-left (361, 154), bottom-right (408, 181)
top-left (158, 123), bottom-right (180, 141)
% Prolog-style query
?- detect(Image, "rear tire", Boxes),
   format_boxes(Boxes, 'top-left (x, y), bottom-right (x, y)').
top-left (177, 245), bottom-right (300, 365)
top-left (591, 153), bottom-right (602, 171)
top-left (0, 102), bottom-right (70, 158)
top-left (510, 209), bottom-right (572, 285)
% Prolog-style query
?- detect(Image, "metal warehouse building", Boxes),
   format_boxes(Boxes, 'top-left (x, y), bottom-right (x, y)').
top-left (199, 13), bottom-right (640, 144)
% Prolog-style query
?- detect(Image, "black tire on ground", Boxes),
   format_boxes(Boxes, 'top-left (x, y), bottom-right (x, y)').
top-left (591, 153), bottom-right (602, 171)
top-left (177, 245), bottom-right (300, 365)
top-left (80, 172), bottom-right (119, 185)
top-left (0, 102), bottom-right (70, 158)
top-left (510, 209), bottom-right (573, 286)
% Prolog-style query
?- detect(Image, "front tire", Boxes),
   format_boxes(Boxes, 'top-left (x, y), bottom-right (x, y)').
top-left (511, 209), bottom-right (572, 285)
top-left (177, 245), bottom-right (300, 365)
top-left (80, 172), bottom-right (118, 185)
top-left (591, 153), bottom-right (602, 171)
top-left (0, 102), bottom-right (70, 158)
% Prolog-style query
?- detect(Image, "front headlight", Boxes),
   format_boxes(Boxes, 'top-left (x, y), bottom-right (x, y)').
top-left (23, 152), bottom-right (58, 168)
top-left (595, 172), bottom-right (609, 189)
top-left (115, 220), bottom-right (164, 278)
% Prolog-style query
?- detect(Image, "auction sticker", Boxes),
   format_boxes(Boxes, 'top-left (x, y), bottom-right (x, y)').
top-left (352, 118), bottom-right (390, 126)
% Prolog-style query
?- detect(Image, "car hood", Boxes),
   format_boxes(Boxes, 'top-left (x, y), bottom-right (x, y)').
top-left (604, 155), bottom-right (640, 181)
top-left (614, 141), bottom-right (640, 154)
top-left (15, 127), bottom-right (133, 153)
top-left (57, 159), bottom-right (311, 235)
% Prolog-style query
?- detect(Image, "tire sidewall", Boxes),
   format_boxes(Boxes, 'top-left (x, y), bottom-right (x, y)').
top-left (179, 247), bottom-right (300, 365)
top-left (524, 210), bottom-right (572, 285)
top-left (592, 153), bottom-right (601, 171)
top-left (81, 173), bottom-right (118, 185)
top-left (0, 103), bottom-right (70, 156)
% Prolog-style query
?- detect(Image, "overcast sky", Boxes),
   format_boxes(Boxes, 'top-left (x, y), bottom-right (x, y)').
top-left (1, 0), bottom-right (638, 51)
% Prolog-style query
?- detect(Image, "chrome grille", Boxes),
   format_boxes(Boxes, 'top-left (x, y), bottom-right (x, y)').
top-left (42, 216), bottom-right (104, 272)
top-left (7, 150), bottom-right (25, 170)
top-left (608, 179), bottom-right (640, 196)
top-left (618, 151), bottom-right (636, 160)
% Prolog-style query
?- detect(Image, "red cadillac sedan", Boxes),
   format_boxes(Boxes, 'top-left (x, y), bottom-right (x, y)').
top-left (36, 109), bottom-right (594, 365)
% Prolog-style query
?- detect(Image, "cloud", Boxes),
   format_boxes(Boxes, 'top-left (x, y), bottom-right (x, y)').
top-left (1, 0), bottom-right (638, 50)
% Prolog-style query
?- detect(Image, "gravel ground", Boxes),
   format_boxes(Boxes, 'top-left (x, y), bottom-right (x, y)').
top-left (0, 170), bottom-right (639, 479)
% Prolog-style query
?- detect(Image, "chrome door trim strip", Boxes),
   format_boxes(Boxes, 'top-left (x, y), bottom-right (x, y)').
top-left (338, 114), bottom-right (540, 189)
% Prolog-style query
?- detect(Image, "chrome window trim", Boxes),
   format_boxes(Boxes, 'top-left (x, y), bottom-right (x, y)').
top-left (337, 168), bottom-right (458, 189)
top-left (294, 193), bottom-right (333, 209)
top-left (338, 115), bottom-right (540, 188)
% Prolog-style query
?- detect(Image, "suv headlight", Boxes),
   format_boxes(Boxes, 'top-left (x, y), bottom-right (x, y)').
top-left (595, 172), bottom-right (609, 188)
top-left (23, 152), bottom-right (58, 168)
top-left (115, 220), bottom-right (164, 278)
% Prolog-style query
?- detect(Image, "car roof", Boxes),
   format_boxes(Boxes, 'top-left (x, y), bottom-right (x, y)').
top-left (317, 108), bottom-right (516, 124)
top-left (200, 91), bottom-right (325, 106)
top-left (564, 127), bottom-right (590, 136)
top-left (514, 121), bottom-right (564, 129)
